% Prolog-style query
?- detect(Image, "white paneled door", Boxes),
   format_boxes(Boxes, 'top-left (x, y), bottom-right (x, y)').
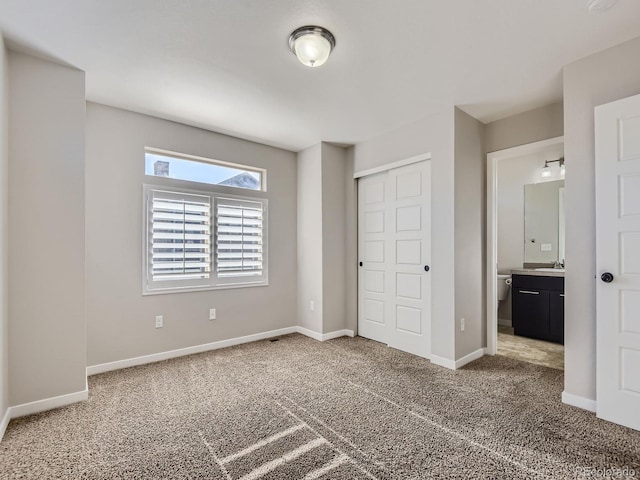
top-left (595, 93), bottom-right (640, 431)
top-left (358, 161), bottom-right (431, 358)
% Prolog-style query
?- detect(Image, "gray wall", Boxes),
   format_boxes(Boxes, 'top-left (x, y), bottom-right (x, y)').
top-left (344, 147), bottom-right (357, 333)
top-left (563, 35), bottom-right (640, 402)
top-left (454, 109), bottom-right (486, 358)
top-left (321, 144), bottom-right (347, 334)
top-left (86, 103), bottom-right (297, 366)
top-left (497, 147), bottom-right (564, 274)
top-left (0, 35), bottom-right (8, 423)
top-left (297, 142), bottom-right (352, 335)
top-left (8, 51), bottom-right (87, 405)
top-left (297, 144), bottom-right (323, 333)
top-left (353, 109), bottom-right (457, 361)
top-left (485, 102), bottom-right (564, 153)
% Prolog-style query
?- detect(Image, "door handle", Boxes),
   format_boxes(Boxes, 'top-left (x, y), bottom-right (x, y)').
top-left (601, 272), bottom-right (614, 283)
top-left (359, 261), bottom-right (363, 267)
top-left (519, 290), bottom-right (539, 295)
top-left (424, 265), bottom-right (430, 272)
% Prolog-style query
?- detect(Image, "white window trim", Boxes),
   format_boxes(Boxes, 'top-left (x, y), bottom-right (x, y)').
top-left (145, 147), bottom-right (268, 192)
top-left (142, 184), bottom-right (269, 295)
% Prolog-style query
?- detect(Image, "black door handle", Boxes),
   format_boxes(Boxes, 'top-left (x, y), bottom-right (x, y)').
top-left (359, 262), bottom-right (363, 267)
top-left (424, 265), bottom-right (430, 272)
top-left (601, 272), bottom-right (614, 283)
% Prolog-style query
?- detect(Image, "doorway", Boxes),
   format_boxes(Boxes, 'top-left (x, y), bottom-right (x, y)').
top-left (357, 160), bottom-right (431, 358)
top-left (486, 137), bottom-right (566, 369)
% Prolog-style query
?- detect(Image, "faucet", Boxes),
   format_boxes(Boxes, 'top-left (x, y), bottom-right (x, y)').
top-left (553, 260), bottom-right (565, 269)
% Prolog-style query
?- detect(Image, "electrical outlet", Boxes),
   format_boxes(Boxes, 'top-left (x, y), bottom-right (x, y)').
top-left (209, 308), bottom-right (216, 320)
top-left (309, 300), bottom-right (315, 311)
top-left (155, 315), bottom-right (163, 328)
top-left (460, 318), bottom-right (465, 332)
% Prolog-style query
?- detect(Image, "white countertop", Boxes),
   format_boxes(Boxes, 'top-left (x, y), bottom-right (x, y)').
top-left (511, 268), bottom-right (565, 278)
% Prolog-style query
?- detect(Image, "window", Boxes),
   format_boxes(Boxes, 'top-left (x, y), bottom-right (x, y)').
top-left (144, 148), bottom-right (265, 192)
top-left (215, 197), bottom-right (265, 284)
top-left (143, 185), bottom-right (268, 294)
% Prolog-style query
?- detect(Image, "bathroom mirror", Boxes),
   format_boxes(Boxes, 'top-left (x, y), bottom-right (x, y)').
top-left (524, 180), bottom-right (565, 265)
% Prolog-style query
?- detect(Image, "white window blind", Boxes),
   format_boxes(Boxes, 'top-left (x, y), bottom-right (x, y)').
top-left (216, 198), bottom-right (265, 282)
top-left (147, 189), bottom-right (211, 291)
top-left (143, 185), bottom-right (268, 294)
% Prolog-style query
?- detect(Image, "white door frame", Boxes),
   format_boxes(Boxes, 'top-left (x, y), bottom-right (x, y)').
top-left (485, 136), bottom-right (564, 355)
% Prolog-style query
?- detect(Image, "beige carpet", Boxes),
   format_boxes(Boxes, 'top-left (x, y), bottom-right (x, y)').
top-left (1, 334), bottom-right (638, 479)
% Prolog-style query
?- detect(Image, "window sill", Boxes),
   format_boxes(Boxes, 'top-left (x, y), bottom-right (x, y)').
top-left (142, 281), bottom-right (269, 296)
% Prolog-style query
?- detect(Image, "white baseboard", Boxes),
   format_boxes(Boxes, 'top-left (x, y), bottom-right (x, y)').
top-left (430, 354), bottom-right (456, 370)
top-left (455, 348), bottom-right (486, 369)
top-left (431, 348), bottom-right (487, 370)
top-left (9, 385), bottom-right (88, 420)
top-left (321, 328), bottom-right (355, 340)
top-left (87, 326), bottom-right (355, 376)
top-left (295, 326), bottom-right (324, 341)
top-left (562, 391), bottom-right (597, 413)
top-left (87, 326), bottom-right (298, 375)
top-left (1, 379), bottom-right (89, 443)
top-left (297, 327), bottom-right (355, 342)
top-left (0, 407), bottom-right (10, 443)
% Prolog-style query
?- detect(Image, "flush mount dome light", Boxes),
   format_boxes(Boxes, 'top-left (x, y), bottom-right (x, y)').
top-left (288, 26), bottom-right (336, 67)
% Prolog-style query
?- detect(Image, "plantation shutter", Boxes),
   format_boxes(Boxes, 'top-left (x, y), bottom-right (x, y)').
top-left (215, 197), bottom-right (266, 282)
top-left (148, 189), bottom-right (211, 288)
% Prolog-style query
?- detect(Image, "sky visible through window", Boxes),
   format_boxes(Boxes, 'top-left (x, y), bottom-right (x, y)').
top-left (145, 153), bottom-right (261, 190)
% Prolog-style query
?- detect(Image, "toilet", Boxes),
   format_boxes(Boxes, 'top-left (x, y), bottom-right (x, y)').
top-left (497, 274), bottom-right (512, 304)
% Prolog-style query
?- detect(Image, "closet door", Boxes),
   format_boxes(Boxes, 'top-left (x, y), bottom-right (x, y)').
top-left (386, 161), bottom-right (431, 358)
top-left (357, 171), bottom-right (390, 345)
top-left (357, 161), bottom-right (431, 358)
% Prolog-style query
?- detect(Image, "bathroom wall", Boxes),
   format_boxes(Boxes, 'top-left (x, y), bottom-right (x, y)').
top-left (496, 143), bottom-right (563, 322)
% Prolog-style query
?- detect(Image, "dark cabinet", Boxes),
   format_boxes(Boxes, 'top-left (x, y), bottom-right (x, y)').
top-left (512, 274), bottom-right (564, 344)
top-left (549, 291), bottom-right (565, 344)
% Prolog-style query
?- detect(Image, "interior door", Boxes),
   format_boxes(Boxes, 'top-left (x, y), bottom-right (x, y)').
top-left (358, 171), bottom-right (390, 345)
top-left (357, 161), bottom-right (431, 358)
top-left (386, 162), bottom-right (431, 357)
top-left (595, 93), bottom-right (640, 431)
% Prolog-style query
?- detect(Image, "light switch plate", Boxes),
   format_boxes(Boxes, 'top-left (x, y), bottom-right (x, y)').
top-left (541, 243), bottom-right (552, 251)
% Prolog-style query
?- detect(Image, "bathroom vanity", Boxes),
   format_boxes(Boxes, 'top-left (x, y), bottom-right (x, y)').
top-left (511, 269), bottom-right (564, 344)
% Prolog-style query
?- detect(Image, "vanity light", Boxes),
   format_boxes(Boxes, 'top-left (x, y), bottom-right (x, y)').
top-left (288, 26), bottom-right (336, 67)
top-left (541, 161), bottom-right (552, 179)
top-left (541, 157), bottom-right (564, 179)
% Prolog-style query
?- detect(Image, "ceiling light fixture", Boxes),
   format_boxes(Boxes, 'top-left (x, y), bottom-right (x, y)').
top-left (587, 0), bottom-right (619, 13)
top-left (288, 26), bottom-right (336, 67)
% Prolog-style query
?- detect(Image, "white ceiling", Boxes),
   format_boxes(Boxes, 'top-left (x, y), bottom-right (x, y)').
top-left (2, 0), bottom-right (640, 152)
